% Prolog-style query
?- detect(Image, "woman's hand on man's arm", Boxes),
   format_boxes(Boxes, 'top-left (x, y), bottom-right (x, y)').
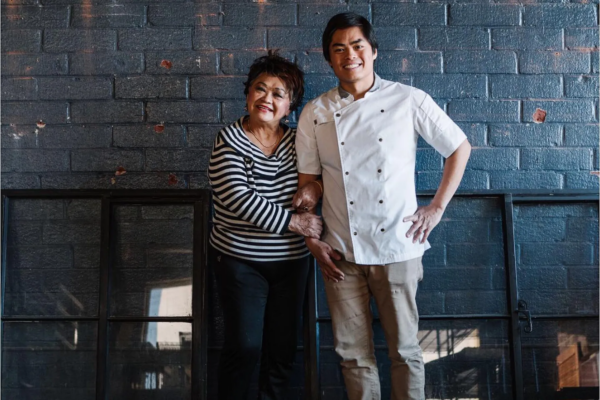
top-left (293, 173), bottom-right (322, 212)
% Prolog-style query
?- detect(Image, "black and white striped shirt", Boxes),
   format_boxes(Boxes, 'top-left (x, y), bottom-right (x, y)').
top-left (208, 117), bottom-right (309, 262)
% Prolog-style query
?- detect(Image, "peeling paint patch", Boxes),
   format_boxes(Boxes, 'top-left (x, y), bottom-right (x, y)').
top-left (154, 124), bottom-right (165, 133)
top-left (110, 177), bottom-right (117, 185)
top-left (36, 120), bottom-right (46, 128)
top-left (591, 171), bottom-right (599, 177)
top-left (532, 108), bottom-right (547, 124)
top-left (168, 174), bottom-right (178, 186)
top-left (160, 60), bottom-right (173, 69)
top-left (115, 166), bottom-right (127, 176)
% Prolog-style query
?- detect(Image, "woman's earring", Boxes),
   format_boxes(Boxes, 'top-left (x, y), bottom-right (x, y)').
top-left (244, 105), bottom-right (248, 111)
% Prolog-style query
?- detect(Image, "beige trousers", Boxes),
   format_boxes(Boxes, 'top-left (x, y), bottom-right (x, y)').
top-left (323, 257), bottom-right (425, 400)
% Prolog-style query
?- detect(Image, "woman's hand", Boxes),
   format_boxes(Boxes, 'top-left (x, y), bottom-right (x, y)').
top-left (288, 213), bottom-right (322, 239)
top-left (292, 181), bottom-right (322, 212)
top-left (305, 238), bottom-right (344, 282)
top-left (403, 203), bottom-right (445, 244)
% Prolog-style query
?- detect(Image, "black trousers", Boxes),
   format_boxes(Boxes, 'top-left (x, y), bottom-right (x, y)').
top-left (209, 245), bottom-right (309, 400)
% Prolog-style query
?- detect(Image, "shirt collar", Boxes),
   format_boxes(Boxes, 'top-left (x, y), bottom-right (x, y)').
top-left (337, 73), bottom-right (381, 99)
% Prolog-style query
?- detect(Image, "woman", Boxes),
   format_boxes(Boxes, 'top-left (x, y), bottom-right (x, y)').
top-left (208, 52), bottom-right (321, 400)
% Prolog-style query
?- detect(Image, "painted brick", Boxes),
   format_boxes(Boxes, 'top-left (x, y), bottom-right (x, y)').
top-left (490, 171), bottom-right (562, 189)
top-left (566, 217), bottom-right (599, 242)
top-left (146, 149), bottom-right (210, 171)
top-left (1, 5), bottom-right (69, 28)
top-left (303, 75), bottom-right (338, 100)
top-left (268, 28), bottom-right (321, 50)
top-left (565, 28), bottom-right (599, 51)
top-left (146, 51), bottom-right (217, 75)
top-left (456, 123), bottom-right (486, 146)
top-left (514, 204), bottom-right (597, 219)
top-left (523, 101), bottom-right (595, 123)
top-left (490, 75), bottom-right (563, 99)
top-left (194, 27), bottom-right (265, 50)
top-left (115, 76), bottom-right (187, 99)
top-left (39, 77), bottom-right (113, 100)
top-left (1, 54), bottom-right (67, 76)
top-left (1, 125), bottom-right (39, 148)
top-left (224, 4), bottom-right (296, 26)
top-left (448, 100), bottom-right (519, 122)
top-left (40, 125), bottom-right (113, 148)
top-left (492, 28), bottom-right (563, 51)
top-left (447, 244), bottom-right (505, 267)
top-left (119, 28), bottom-right (191, 51)
top-left (416, 149), bottom-right (443, 170)
top-left (189, 174), bottom-right (210, 189)
top-left (568, 267), bottom-right (599, 290)
top-left (220, 51), bottom-right (293, 75)
top-left (521, 148), bottom-right (592, 170)
top-left (444, 291), bottom-right (507, 314)
top-left (71, 101), bottom-right (143, 123)
top-left (41, 173), bottom-right (187, 190)
top-left (449, 5), bottom-right (521, 26)
top-left (1, 101), bottom-right (67, 124)
top-left (593, 51), bottom-right (599, 74)
top-left (564, 75), bottom-right (599, 98)
top-left (187, 126), bottom-right (219, 148)
top-left (515, 219), bottom-right (566, 243)
top-left (1, 149), bottom-right (69, 172)
top-left (295, 51), bottom-right (331, 74)
top-left (1, 29), bottom-right (41, 52)
top-left (519, 51), bottom-right (590, 74)
top-left (564, 124), bottom-right (598, 146)
top-left (523, 5), bottom-right (597, 28)
top-left (71, 149), bottom-right (144, 172)
top-left (221, 100), bottom-right (246, 124)
top-left (469, 148), bottom-right (519, 170)
top-left (520, 243), bottom-right (593, 266)
top-left (72, 5), bottom-right (144, 28)
top-left (565, 172), bottom-right (600, 189)
top-left (417, 170), bottom-right (489, 190)
top-left (298, 5), bottom-right (370, 27)
top-left (113, 125), bottom-right (185, 148)
top-left (377, 51), bottom-right (441, 74)
top-left (445, 51), bottom-right (517, 73)
top-left (69, 53), bottom-right (143, 75)
top-left (44, 29), bottom-right (116, 52)
top-left (1, 78), bottom-right (38, 101)
top-left (421, 268), bottom-right (491, 290)
top-left (518, 267), bottom-right (568, 290)
top-left (489, 124), bottom-right (562, 147)
top-left (146, 101), bottom-right (219, 124)
top-left (374, 27), bottom-right (415, 51)
top-left (190, 76), bottom-right (246, 100)
top-left (413, 74), bottom-right (487, 99)
top-left (373, 4), bottom-right (446, 26)
top-left (419, 28), bottom-right (489, 50)
top-left (148, 4), bottom-right (221, 26)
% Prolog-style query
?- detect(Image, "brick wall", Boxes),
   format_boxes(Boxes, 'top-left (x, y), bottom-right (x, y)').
top-left (1, 1), bottom-right (598, 190)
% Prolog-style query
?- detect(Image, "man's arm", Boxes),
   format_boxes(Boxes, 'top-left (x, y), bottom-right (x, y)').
top-left (404, 139), bottom-right (471, 243)
top-left (293, 173), bottom-right (322, 211)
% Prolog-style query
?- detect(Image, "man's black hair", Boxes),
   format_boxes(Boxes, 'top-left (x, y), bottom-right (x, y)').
top-left (322, 12), bottom-right (378, 63)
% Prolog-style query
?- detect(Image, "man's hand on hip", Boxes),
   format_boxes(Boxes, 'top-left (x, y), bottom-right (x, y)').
top-left (403, 203), bottom-right (445, 244)
top-left (305, 237), bottom-right (344, 282)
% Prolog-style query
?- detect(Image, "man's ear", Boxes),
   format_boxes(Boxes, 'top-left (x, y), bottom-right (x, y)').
top-left (373, 48), bottom-right (378, 61)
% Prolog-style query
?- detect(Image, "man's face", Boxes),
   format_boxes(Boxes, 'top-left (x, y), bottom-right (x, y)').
top-left (328, 26), bottom-right (377, 87)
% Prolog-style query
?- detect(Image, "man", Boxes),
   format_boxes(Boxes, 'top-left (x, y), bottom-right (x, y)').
top-left (293, 13), bottom-right (472, 400)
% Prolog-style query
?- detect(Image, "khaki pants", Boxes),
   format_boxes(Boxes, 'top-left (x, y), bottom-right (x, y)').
top-left (323, 257), bottom-right (425, 400)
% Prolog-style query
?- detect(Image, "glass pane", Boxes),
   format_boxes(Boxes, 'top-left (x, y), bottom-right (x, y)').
top-left (320, 319), bottom-right (512, 400)
top-left (514, 203), bottom-right (599, 316)
top-left (108, 322), bottom-right (191, 400)
top-left (316, 197), bottom-right (507, 318)
top-left (522, 319), bottom-right (599, 398)
top-left (110, 205), bottom-right (193, 317)
top-left (2, 321), bottom-right (97, 400)
top-left (4, 199), bottom-right (101, 316)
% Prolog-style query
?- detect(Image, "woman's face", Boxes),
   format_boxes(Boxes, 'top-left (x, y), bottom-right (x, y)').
top-left (246, 73), bottom-right (291, 125)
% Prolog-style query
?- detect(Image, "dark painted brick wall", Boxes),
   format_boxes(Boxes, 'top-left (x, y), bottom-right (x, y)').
top-left (1, 0), bottom-right (598, 190)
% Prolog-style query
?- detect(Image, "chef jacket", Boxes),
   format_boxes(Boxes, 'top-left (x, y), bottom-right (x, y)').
top-left (296, 74), bottom-right (467, 265)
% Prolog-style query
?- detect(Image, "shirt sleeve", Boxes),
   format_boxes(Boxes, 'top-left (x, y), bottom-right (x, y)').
top-left (208, 132), bottom-right (293, 235)
top-left (295, 103), bottom-right (322, 175)
top-left (413, 88), bottom-right (467, 158)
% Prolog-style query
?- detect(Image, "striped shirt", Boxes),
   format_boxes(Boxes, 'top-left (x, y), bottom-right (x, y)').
top-left (208, 117), bottom-right (309, 262)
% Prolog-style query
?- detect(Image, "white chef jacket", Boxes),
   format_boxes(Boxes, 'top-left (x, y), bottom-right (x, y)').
top-left (296, 74), bottom-right (467, 265)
